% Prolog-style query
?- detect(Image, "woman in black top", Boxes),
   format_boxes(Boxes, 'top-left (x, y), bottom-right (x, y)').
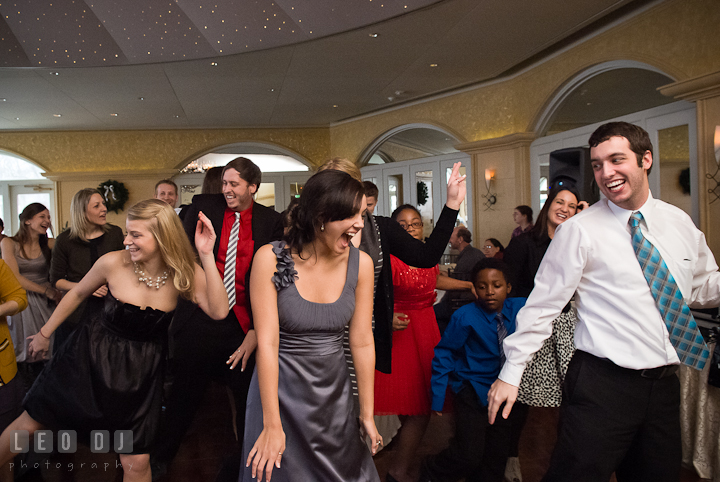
top-left (502, 185), bottom-right (583, 481)
top-left (50, 188), bottom-right (124, 350)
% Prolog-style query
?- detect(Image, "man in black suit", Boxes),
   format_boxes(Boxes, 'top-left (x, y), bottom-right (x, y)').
top-left (152, 157), bottom-right (283, 479)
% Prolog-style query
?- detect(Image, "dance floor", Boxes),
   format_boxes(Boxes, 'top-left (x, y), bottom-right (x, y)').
top-left (16, 382), bottom-right (705, 481)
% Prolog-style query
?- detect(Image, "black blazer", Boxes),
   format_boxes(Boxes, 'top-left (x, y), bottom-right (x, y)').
top-left (174, 194), bottom-right (284, 333)
top-left (503, 231), bottom-right (551, 299)
top-left (372, 205), bottom-right (457, 373)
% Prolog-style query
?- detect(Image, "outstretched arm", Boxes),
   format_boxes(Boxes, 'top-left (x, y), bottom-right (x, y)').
top-left (28, 251), bottom-right (111, 358)
top-left (245, 244), bottom-right (284, 482)
top-left (382, 162), bottom-right (467, 269)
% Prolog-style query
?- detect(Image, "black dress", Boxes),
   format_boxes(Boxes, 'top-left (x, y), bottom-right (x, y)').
top-left (24, 294), bottom-right (173, 453)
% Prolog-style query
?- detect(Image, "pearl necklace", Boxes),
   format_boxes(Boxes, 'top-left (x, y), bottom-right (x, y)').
top-left (134, 263), bottom-right (169, 290)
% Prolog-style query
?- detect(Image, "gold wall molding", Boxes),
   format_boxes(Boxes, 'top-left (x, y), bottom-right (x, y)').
top-left (658, 69), bottom-right (720, 101)
top-left (455, 133), bottom-right (536, 155)
top-left (0, 127), bottom-right (330, 174)
top-left (44, 169), bottom-right (179, 182)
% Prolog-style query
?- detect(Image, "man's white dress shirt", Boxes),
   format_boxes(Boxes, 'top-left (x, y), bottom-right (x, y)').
top-left (500, 193), bottom-right (720, 387)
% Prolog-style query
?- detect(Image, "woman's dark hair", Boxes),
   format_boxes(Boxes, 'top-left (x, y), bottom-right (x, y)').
top-left (486, 237), bottom-right (505, 252)
top-left (515, 205), bottom-right (533, 224)
top-left (202, 166), bottom-right (224, 194)
top-left (285, 170), bottom-right (364, 254)
top-left (12, 203), bottom-right (52, 265)
top-left (391, 204), bottom-right (420, 221)
top-left (529, 184), bottom-right (581, 240)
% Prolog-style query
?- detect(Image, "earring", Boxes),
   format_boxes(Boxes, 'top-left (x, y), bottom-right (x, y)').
top-left (321, 223), bottom-right (325, 232)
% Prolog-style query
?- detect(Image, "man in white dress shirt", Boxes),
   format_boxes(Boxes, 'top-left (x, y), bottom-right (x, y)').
top-left (487, 122), bottom-right (720, 482)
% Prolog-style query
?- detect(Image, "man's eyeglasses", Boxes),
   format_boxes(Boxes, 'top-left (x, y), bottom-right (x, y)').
top-left (399, 221), bottom-right (423, 231)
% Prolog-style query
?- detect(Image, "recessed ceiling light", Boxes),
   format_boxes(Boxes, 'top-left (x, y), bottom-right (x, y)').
top-left (53, 114), bottom-right (62, 117)
top-left (0, 98), bottom-right (6, 102)
top-left (50, 72), bottom-right (59, 75)
top-left (110, 113), bottom-right (118, 116)
top-left (15, 117), bottom-right (19, 121)
top-left (430, 63), bottom-right (438, 67)
top-left (139, 97), bottom-right (144, 101)
top-left (174, 115), bottom-right (180, 118)
top-left (369, 33), bottom-right (378, 38)
top-left (333, 104), bottom-right (338, 108)
top-left (269, 88), bottom-right (275, 92)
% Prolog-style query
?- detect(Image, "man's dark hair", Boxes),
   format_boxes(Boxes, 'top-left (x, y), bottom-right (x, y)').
top-left (471, 257), bottom-right (512, 285)
top-left (588, 122), bottom-right (653, 175)
top-left (155, 179), bottom-right (178, 194)
top-left (363, 181), bottom-right (379, 199)
top-left (222, 157), bottom-right (262, 187)
top-left (456, 226), bottom-right (472, 244)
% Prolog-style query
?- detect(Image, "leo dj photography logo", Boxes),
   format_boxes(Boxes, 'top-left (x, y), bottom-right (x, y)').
top-left (11, 430), bottom-right (133, 454)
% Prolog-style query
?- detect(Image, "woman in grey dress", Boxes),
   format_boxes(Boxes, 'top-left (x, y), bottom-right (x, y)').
top-left (238, 170), bottom-right (382, 482)
top-left (1, 203), bottom-right (61, 389)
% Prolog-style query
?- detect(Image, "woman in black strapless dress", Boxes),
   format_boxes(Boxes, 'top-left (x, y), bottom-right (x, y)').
top-left (0, 199), bottom-right (229, 482)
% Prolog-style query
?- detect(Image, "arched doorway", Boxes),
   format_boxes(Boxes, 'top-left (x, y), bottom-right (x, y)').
top-left (359, 125), bottom-right (472, 235)
top-left (174, 142), bottom-right (312, 212)
top-left (529, 62), bottom-right (698, 224)
top-left (0, 150), bottom-right (55, 236)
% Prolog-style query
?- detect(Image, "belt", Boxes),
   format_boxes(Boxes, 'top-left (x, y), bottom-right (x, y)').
top-left (576, 351), bottom-right (680, 380)
top-left (639, 365), bottom-right (679, 379)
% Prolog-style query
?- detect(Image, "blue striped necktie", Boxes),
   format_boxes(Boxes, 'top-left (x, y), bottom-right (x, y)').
top-left (629, 212), bottom-right (709, 370)
top-left (496, 313), bottom-right (508, 368)
top-left (224, 212), bottom-right (241, 310)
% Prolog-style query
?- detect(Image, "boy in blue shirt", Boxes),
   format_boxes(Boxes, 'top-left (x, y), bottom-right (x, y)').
top-left (420, 258), bottom-right (526, 482)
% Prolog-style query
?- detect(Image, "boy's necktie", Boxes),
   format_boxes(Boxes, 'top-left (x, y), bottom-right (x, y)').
top-left (496, 313), bottom-right (508, 367)
top-left (628, 212), bottom-right (709, 370)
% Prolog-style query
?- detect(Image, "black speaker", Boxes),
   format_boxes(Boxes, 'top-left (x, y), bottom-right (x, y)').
top-left (548, 147), bottom-right (599, 204)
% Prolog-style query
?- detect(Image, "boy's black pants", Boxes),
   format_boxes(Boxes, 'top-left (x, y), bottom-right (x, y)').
top-left (422, 384), bottom-right (513, 482)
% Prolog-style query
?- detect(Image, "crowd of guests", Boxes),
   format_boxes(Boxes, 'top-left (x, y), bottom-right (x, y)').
top-left (0, 121), bottom-right (718, 482)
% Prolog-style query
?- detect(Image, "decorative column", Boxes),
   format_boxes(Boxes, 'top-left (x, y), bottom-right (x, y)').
top-left (660, 70), bottom-right (720, 254)
top-left (455, 132), bottom-right (536, 247)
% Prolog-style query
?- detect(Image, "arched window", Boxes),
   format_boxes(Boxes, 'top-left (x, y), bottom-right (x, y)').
top-left (0, 151), bottom-right (55, 236)
top-left (174, 143), bottom-right (312, 212)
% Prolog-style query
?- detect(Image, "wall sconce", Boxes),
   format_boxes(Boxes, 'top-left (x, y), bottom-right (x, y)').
top-left (482, 168), bottom-right (497, 210)
top-left (708, 126), bottom-right (720, 203)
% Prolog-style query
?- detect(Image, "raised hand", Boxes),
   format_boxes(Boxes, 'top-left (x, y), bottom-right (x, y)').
top-left (195, 211), bottom-right (217, 257)
top-left (445, 162), bottom-right (467, 211)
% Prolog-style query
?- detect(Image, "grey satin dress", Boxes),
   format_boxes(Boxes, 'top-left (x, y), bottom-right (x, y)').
top-left (241, 241), bottom-right (379, 482)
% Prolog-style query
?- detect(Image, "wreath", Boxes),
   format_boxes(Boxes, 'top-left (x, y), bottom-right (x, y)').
top-left (98, 180), bottom-right (129, 213)
top-left (417, 181), bottom-right (429, 206)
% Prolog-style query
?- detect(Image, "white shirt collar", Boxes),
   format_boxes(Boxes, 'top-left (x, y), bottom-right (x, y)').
top-left (607, 191), bottom-right (655, 231)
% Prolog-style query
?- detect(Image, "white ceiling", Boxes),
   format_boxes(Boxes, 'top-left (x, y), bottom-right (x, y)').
top-left (0, 0), bottom-right (651, 131)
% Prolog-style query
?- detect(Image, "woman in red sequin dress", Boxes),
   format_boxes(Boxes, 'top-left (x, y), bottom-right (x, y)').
top-left (375, 205), bottom-right (474, 482)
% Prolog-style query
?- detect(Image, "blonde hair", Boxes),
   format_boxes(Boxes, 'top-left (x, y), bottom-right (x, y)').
top-left (127, 199), bottom-right (197, 299)
top-left (317, 157), bottom-right (362, 182)
top-left (69, 188), bottom-right (110, 241)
